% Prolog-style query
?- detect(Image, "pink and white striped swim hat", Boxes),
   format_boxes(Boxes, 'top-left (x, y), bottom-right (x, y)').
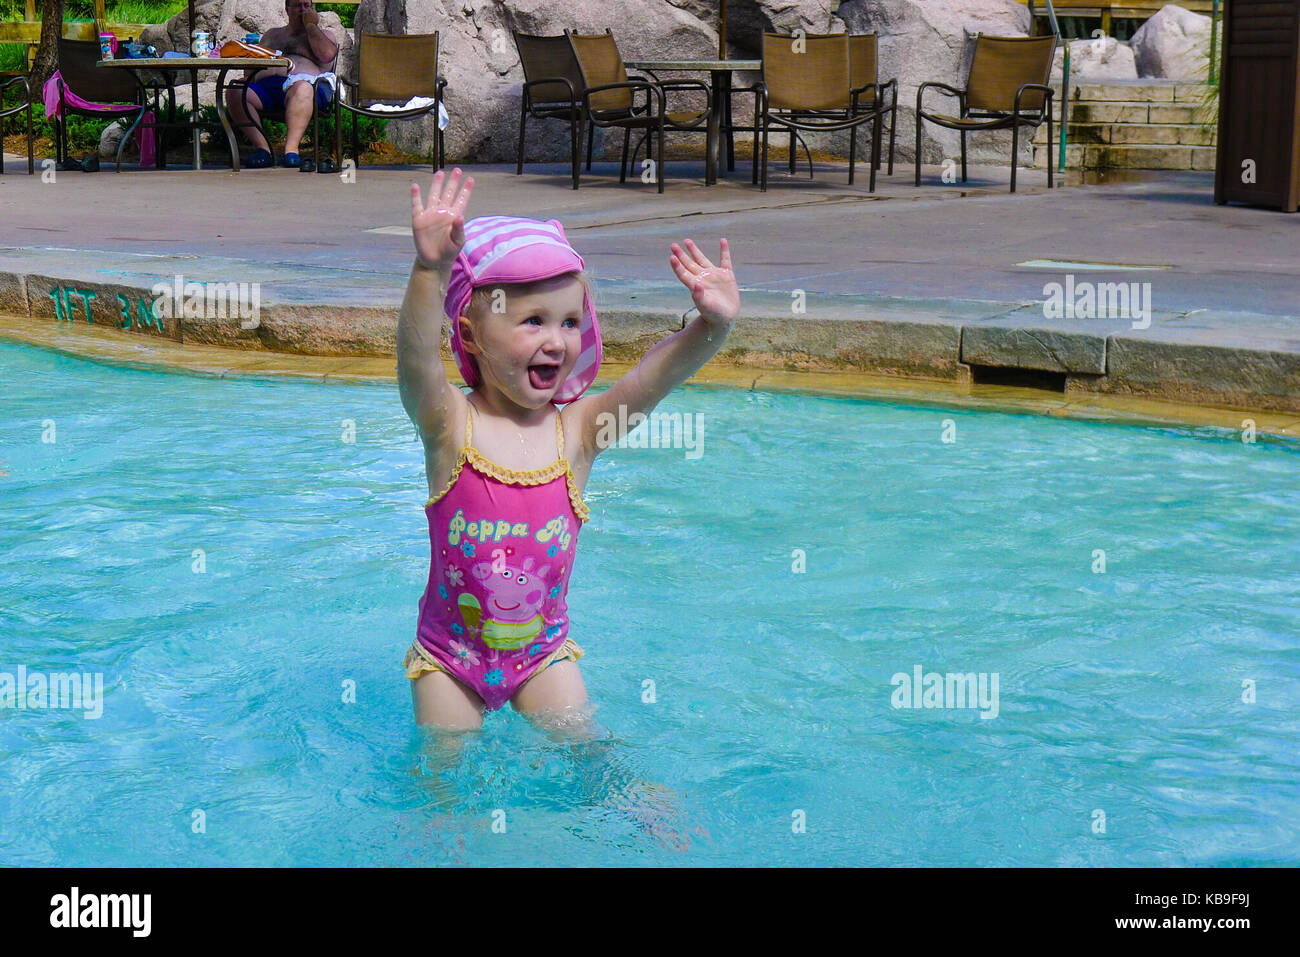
top-left (444, 216), bottom-right (602, 403)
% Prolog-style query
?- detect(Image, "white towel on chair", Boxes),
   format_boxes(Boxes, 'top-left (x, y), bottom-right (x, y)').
top-left (364, 96), bottom-right (449, 130)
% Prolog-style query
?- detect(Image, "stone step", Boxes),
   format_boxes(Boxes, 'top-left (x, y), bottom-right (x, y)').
top-left (1032, 142), bottom-right (1216, 171)
top-left (1064, 102), bottom-right (1213, 125)
top-left (1069, 81), bottom-right (1212, 104)
top-left (1059, 101), bottom-right (1217, 125)
top-left (1033, 122), bottom-right (1216, 148)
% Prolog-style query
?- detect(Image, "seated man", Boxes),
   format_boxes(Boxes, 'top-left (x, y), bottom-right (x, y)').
top-left (225, 0), bottom-right (339, 169)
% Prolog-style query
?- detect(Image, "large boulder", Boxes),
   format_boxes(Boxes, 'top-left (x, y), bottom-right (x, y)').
top-left (1130, 4), bottom-right (1211, 80)
top-left (837, 0), bottom-right (1035, 166)
top-left (1052, 36), bottom-right (1138, 82)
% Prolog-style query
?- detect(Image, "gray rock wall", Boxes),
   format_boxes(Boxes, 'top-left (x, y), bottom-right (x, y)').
top-left (136, 0), bottom-right (1057, 169)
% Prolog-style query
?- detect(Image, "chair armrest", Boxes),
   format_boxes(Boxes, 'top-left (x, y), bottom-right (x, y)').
top-left (582, 79), bottom-right (656, 97)
top-left (918, 81), bottom-right (963, 97)
top-left (1014, 82), bottom-right (1054, 115)
top-left (522, 75), bottom-right (578, 108)
top-left (654, 77), bottom-right (712, 111)
top-left (916, 80), bottom-right (965, 117)
top-left (655, 78), bottom-right (709, 93)
top-left (880, 77), bottom-right (898, 109)
top-left (850, 81), bottom-right (886, 106)
top-left (582, 79), bottom-right (663, 117)
top-left (0, 75), bottom-right (30, 119)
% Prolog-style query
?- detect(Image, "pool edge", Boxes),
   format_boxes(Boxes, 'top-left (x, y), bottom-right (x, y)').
top-left (3, 314), bottom-right (1297, 442)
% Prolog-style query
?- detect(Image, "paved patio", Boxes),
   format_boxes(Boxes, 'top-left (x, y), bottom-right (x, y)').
top-left (1, 155), bottom-right (1297, 426)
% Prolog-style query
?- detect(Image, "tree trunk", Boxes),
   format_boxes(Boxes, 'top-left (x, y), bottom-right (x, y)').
top-left (29, 0), bottom-right (66, 98)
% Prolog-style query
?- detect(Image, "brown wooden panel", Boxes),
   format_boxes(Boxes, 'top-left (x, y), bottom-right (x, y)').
top-left (1216, 0), bottom-right (1300, 211)
top-left (0, 22), bottom-right (152, 43)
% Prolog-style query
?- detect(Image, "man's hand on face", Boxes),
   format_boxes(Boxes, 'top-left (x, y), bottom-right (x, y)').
top-left (290, 0), bottom-right (319, 28)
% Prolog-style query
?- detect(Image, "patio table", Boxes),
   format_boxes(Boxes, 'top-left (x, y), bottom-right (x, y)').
top-left (98, 57), bottom-right (291, 171)
top-left (623, 58), bottom-right (761, 181)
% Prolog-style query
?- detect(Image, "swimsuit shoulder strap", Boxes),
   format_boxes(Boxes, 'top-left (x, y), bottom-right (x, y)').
top-left (464, 402), bottom-right (475, 453)
top-left (554, 406), bottom-right (566, 463)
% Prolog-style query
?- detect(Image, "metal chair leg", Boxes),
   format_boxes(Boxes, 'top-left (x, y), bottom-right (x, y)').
top-left (1047, 102), bottom-right (1054, 189)
top-left (656, 117), bottom-right (664, 193)
top-left (572, 115), bottom-right (581, 189)
top-left (888, 103), bottom-right (897, 175)
top-left (351, 109), bottom-right (359, 171)
top-left (517, 104), bottom-right (526, 175)
top-left (914, 111), bottom-right (922, 186)
top-left (1011, 121), bottom-right (1019, 193)
top-left (849, 115), bottom-right (858, 184)
top-left (335, 99), bottom-right (343, 175)
top-left (870, 112), bottom-right (880, 193)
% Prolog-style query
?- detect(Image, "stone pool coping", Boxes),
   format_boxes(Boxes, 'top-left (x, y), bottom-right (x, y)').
top-left (4, 312), bottom-right (1297, 443)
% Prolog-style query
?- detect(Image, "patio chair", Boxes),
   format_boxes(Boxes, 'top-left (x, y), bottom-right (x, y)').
top-left (513, 31), bottom-right (588, 189)
top-left (566, 29), bottom-right (714, 192)
top-left (54, 39), bottom-right (157, 172)
top-left (848, 33), bottom-right (897, 177)
top-left (751, 31), bottom-right (883, 192)
top-left (336, 32), bottom-right (446, 174)
top-left (0, 74), bottom-right (34, 175)
top-left (770, 33), bottom-right (898, 184)
top-left (914, 33), bottom-right (1056, 192)
top-left (227, 47), bottom-right (339, 171)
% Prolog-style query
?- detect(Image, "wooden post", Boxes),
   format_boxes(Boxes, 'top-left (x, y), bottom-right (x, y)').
top-left (25, 0), bottom-right (37, 70)
top-left (719, 0), bottom-right (727, 60)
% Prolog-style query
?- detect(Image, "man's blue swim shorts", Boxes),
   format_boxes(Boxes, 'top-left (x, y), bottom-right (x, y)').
top-left (246, 75), bottom-right (334, 113)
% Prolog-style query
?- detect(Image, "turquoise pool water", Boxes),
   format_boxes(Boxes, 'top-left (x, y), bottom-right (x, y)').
top-left (1, 340), bottom-right (1298, 867)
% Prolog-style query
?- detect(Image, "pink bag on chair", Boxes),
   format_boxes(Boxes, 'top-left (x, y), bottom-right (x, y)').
top-left (42, 71), bottom-right (157, 166)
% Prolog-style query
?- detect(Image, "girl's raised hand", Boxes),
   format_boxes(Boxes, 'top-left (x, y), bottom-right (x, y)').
top-left (411, 168), bottom-right (474, 269)
top-left (669, 238), bottom-right (739, 327)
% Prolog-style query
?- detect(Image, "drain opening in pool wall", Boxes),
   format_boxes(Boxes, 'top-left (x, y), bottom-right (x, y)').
top-left (969, 365), bottom-right (1068, 392)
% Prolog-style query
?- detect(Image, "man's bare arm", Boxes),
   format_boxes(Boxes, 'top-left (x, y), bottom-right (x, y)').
top-left (300, 8), bottom-right (339, 66)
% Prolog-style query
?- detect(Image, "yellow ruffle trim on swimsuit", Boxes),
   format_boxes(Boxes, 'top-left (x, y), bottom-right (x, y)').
top-left (424, 448), bottom-right (590, 523)
top-left (403, 636), bottom-right (585, 681)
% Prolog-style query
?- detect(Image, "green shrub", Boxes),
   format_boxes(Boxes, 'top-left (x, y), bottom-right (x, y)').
top-left (2, 97), bottom-right (388, 160)
top-left (0, 42), bottom-right (27, 73)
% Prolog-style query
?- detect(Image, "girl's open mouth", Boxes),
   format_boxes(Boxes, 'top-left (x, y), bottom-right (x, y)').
top-left (528, 364), bottom-right (560, 390)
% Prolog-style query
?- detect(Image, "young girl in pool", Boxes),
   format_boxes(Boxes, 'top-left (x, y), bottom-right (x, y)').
top-left (398, 168), bottom-right (740, 732)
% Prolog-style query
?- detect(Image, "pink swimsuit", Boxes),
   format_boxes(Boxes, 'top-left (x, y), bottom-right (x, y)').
top-left (415, 401), bottom-right (590, 710)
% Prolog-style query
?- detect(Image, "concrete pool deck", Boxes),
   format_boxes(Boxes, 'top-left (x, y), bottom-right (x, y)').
top-left (1, 156), bottom-right (1298, 437)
